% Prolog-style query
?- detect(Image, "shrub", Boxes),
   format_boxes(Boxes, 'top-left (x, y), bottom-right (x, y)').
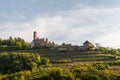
top-left (41, 58), bottom-right (50, 65)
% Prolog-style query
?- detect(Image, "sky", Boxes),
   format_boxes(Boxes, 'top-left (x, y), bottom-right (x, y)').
top-left (0, 0), bottom-right (120, 48)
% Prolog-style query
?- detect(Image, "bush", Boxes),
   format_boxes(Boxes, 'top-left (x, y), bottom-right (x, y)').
top-left (92, 62), bottom-right (109, 70)
top-left (86, 74), bottom-right (99, 80)
top-left (41, 58), bottom-right (50, 65)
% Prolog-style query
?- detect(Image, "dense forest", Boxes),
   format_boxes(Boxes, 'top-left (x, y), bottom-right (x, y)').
top-left (0, 37), bottom-right (30, 51)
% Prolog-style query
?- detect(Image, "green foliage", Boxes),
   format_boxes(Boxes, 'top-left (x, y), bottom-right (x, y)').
top-left (61, 42), bottom-right (66, 46)
top-left (41, 58), bottom-right (50, 65)
top-left (97, 47), bottom-right (120, 54)
top-left (56, 59), bottom-right (72, 63)
top-left (0, 65), bottom-right (119, 80)
top-left (49, 68), bottom-right (63, 80)
top-left (0, 37), bottom-right (30, 51)
top-left (15, 42), bottom-right (22, 49)
top-left (92, 62), bottom-right (109, 70)
top-left (96, 47), bottom-right (120, 60)
top-left (0, 51), bottom-right (119, 80)
top-left (86, 74), bottom-right (100, 80)
top-left (0, 52), bottom-right (50, 74)
top-left (71, 63), bottom-right (119, 80)
top-left (30, 62), bottom-right (37, 69)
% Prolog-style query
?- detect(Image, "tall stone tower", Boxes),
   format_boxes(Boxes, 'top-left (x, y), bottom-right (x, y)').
top-left (33, 31), bottom-right (37, 41)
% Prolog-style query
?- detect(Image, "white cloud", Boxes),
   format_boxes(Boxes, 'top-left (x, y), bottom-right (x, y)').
top-left (1, 6), bottom-right (120, 48)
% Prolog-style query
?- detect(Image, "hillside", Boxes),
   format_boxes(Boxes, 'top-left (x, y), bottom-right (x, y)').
top-left (0, 50), bottom-right (120, 80)
top-left (10, 49), bottom-right (120, 73)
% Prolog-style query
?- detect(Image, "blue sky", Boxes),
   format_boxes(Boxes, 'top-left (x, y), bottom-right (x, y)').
top-left (0, 0), bottom-right (120, 48)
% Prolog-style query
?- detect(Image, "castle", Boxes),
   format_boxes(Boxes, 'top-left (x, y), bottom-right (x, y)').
top-left (31, 31), bottom-right (54, 48)
top-left (31, 31), bottom-right (94, 51)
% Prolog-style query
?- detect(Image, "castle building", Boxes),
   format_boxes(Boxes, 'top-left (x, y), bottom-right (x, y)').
top-left (78, 40), bottom-right (94, 51)
top-left (83, 40), bottom-right (94, 48)
top-left (31, 31), bottom-right (54, 48)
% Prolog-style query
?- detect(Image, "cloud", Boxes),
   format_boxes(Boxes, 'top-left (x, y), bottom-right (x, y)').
top-left (1, 6), bottom-right (120, 48)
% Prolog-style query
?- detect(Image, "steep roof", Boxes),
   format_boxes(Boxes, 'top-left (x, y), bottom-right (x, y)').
top-left (84, 40), bottom-right (91, 44)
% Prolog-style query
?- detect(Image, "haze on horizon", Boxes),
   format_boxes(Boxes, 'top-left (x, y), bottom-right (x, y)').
top-left (0, 0), bottom-right (120, 48)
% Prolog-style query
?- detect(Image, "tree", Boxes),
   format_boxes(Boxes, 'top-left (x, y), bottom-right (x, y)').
top-left (0, 37), bottom-right (30, 50)
top-left (16, 42), bottom-right (22, 49)
top-left (30, 62), bottom-right (37, 70)
top-left (41, 58), bottom-right (50, 65)
top-left (0, 38), bottom-right (2, 45)
top-left (61, 42), bottom-right (66, 46)
top-left (49, 68), bottom-right (63, 80)
top-left (9, 36), bottom-right (13, 40)
top-left (73, 68), bottom-right (82, 79)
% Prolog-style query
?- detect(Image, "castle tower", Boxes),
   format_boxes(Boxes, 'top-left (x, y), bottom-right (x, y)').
top-left (45, 38), bottom-right (48, 43)
top-left (33, 31), bottom-right (37, 41)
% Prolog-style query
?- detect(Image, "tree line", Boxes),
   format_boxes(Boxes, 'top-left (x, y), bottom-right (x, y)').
top-left (0, 37), bottom-right (30, 51)
top-left (96, 46), bottom-right (120, 60)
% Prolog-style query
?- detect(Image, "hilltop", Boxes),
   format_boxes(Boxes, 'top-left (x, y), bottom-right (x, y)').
top-left (0, 31), bottom-right (120, 79)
